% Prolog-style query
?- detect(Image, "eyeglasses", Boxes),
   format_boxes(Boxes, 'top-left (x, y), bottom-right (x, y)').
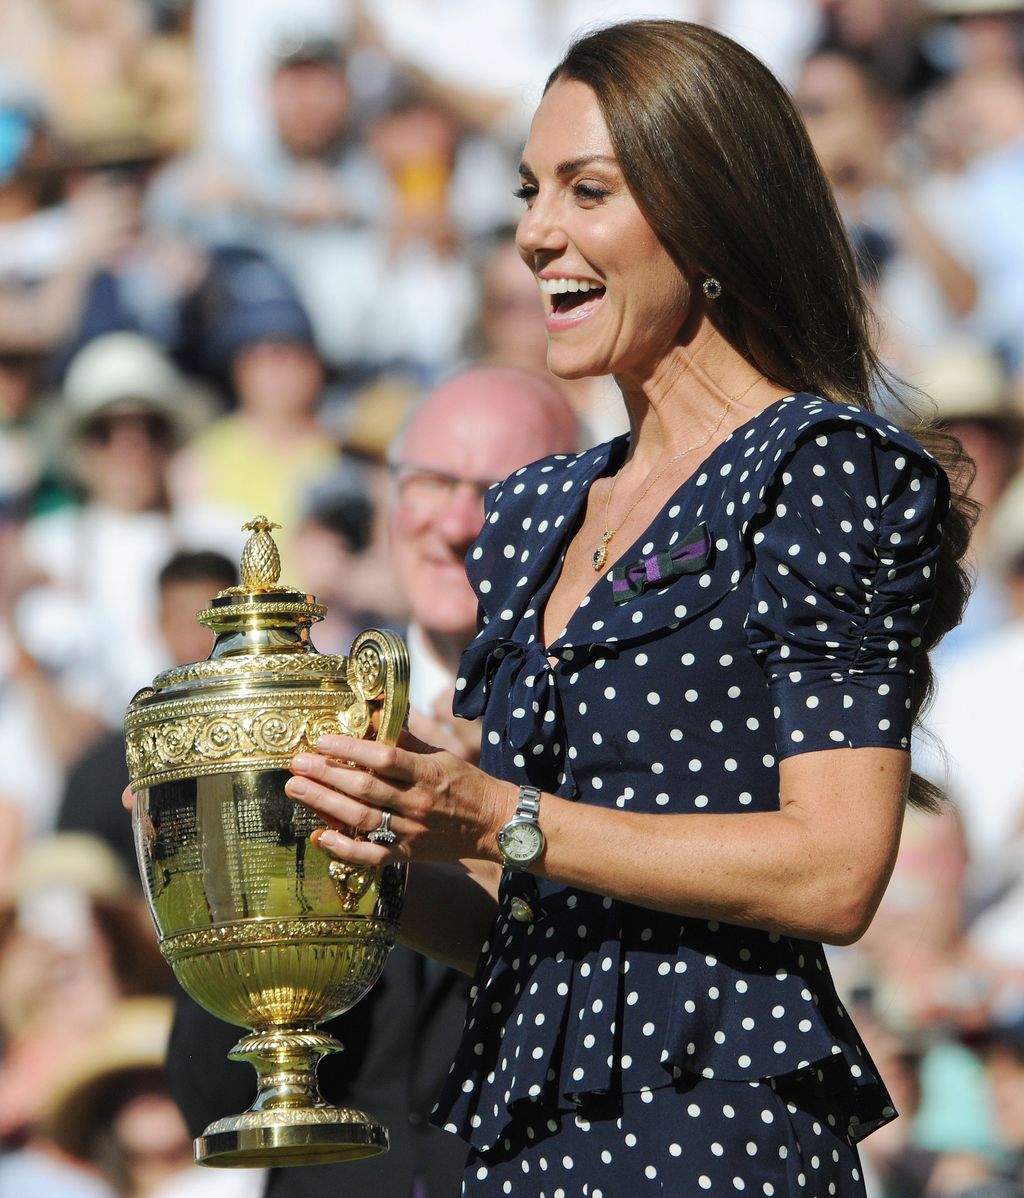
top-left (388, 462), bottom-right (499, 514)
top-left (80, 411), bottom-right (175, 448)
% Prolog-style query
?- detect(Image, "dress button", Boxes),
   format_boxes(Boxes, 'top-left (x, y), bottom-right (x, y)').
top-left (510, 897), bottom-right (535, 923)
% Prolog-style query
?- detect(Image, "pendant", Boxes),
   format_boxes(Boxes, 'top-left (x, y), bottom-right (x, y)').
top-left (592, 531), bottom-right (613, 572)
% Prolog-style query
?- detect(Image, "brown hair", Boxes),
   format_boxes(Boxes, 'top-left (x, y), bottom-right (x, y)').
top-left (549, 19), bottom-right (975, 811)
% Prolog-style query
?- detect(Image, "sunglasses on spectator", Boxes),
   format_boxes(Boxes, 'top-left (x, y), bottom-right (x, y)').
top-left (80, 411), bottom-right (175, 447)
top-left (388, 462), bottom-right (500, 513)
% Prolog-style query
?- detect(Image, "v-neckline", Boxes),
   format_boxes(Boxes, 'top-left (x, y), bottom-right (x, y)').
top-left (537, 394), bottom-right (796, 653)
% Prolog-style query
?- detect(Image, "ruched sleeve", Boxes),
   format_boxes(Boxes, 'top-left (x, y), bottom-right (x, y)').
top-left (744, 422), bottom-right (949, 759)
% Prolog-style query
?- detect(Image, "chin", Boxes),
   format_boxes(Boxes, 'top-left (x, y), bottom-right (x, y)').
top-left (546, 342), bottom-right (614, 382)
top-left (418, 595), bottom-right (477, 631)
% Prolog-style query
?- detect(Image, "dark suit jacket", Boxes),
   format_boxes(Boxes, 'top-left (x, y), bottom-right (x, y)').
top-left (167, 944), bottom-right (470, 1197)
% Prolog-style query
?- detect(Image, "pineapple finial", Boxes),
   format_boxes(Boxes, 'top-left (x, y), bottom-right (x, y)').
top-left (239, 516), bottom-right (283, 590)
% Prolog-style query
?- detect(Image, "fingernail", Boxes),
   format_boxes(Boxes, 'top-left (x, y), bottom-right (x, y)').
top-left (291, 754), bottom-right (313, 771)
top-left (319, 830), bottom-right (343, 851)
top-left (285, 777), bottom-right (308, 798)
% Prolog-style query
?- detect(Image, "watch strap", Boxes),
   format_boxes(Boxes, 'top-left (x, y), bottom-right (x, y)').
top-left (515, 784), bottom-right (541, 821)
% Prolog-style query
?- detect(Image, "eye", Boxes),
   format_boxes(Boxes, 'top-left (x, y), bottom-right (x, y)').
top-left (573, 182), bottom-right (610, 204)
top-left (513, 183), bottom-right (538, 205)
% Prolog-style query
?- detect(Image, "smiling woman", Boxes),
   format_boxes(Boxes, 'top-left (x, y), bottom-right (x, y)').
top-left (285, 19), bottom-right (975, 1198)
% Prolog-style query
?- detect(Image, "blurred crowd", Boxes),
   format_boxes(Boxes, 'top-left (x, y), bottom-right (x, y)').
top-left (2, 1), bottom-right (1024, 1196)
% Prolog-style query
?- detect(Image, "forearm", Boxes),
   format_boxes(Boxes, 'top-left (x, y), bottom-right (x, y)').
top-left (510, 748), bottom-right (908, 945)
top-left (398, 858), bottom-right (501, 974)
top-left (899, 196), bottom-right (978, 316)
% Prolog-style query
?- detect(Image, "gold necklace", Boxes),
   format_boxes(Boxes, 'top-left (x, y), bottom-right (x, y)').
top-left (592, 377), bottom-right (761, 572)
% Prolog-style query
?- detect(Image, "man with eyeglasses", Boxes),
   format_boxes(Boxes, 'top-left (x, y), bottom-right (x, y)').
top-left (387, 365), bottom-right (579, 764)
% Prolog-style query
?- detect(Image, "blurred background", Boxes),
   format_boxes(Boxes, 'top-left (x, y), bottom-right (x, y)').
top-left (2, 1), bottom-right (1024, 1196)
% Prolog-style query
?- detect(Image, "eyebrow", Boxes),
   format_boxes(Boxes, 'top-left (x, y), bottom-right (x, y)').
top-left (518, 154), bottom-right (619, 179)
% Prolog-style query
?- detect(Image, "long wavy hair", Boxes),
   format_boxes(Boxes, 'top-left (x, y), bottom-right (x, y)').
top-left (549, 19), bottom-right (975, 811)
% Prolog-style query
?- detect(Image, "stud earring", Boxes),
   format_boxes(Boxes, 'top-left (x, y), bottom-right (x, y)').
top-left (702, 277), bottom-right (722, 301)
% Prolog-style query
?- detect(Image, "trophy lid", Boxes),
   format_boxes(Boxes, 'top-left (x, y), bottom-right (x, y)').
top-left (194, 516), bottom-right (326, 659)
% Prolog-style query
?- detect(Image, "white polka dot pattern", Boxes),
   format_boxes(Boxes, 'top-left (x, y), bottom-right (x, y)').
top-left (438, 396), bottom-right (945, 1157)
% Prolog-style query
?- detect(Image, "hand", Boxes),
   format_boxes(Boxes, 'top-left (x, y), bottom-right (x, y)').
top-left (121, 784), bottom-right (136, 813)
top-left (284, 730), bottom-right (513, 867)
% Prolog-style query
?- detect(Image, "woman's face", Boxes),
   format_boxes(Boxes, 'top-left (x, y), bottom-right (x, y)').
top-left (516, 78), bottom-right (690, 384)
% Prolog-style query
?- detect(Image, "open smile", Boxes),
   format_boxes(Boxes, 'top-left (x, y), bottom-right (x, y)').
top-left (537, 276), bottom-right (607, 330)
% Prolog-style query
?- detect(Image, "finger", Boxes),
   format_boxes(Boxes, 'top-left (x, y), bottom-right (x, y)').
top-left (312, 734), bottom-right (417, 780)
top-left (284, 772), bottom-right (399, 831)
top-left (311, 826), bottom-right (396, 868)
top-left (289, 751), bottom-right (412, 807)
top-left (121, 785), bottom-right (136, 813)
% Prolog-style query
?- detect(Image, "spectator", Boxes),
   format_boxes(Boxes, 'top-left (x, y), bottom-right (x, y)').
top-left (0, 75), bottom-right (132, 359)
top-left (463, 229), bottom-right (626, 444)
top-left (795, 43), bottom-right (979, 373)
top-left (0, 834), bottom-right (170, 1148)
top-left (0, 997), bottom-right (209, 1198)
top-left (168, 290), bottom-right (336, 582)
top-left (14, 331), bottom-right (236, 732)
top-left (910, 340), bottom-right (1023, 662)
top-left (56, 549), bottom-right (239, 878)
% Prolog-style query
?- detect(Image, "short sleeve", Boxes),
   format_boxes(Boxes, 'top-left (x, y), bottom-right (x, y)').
top-left (744, 422), bottom-right (948, 758)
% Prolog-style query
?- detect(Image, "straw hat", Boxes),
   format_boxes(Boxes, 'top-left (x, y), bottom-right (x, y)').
top-left (990, 471), bottom-right (1024, 570)
top-left (12, 832), bottom-right (133, 906)
top-left (42, 996), bottom-right (175, 1160)
top-left (923, 0), bottom-right (1024, 15)
top-left (907, 341), bottom-right (1021, 432)
top-left (60, 332), bottom-right (212, 447)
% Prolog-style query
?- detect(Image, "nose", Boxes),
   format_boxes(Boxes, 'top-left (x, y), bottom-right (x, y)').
top-left (516, 190), bottom-right (567, 264)
top-left (435, 482), bottom-right (484, 547)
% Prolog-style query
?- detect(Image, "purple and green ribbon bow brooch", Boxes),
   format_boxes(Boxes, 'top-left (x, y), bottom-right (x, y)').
top-left (610, 521), bottom-right (713, 605)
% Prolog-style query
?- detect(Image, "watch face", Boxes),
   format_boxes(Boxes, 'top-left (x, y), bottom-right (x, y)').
top-left (499, 821), bottom-right (543, 864)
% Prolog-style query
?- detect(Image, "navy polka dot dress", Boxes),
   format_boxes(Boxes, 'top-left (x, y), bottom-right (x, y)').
top-left (433, 396), bottom-right (949, 1196)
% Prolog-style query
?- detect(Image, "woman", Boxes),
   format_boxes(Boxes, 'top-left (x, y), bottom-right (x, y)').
top-left (285, 20), bottom-right (973, 1196)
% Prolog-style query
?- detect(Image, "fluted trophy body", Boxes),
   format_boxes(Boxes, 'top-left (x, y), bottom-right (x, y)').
top-left (124, 518), bottom-right (410, 1167)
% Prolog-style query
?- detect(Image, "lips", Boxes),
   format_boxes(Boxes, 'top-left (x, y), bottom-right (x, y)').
top-left (537, 276), bottom-right (606, 328)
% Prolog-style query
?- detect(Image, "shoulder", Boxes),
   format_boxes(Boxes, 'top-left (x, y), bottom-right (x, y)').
top-left (746, 393), bottom-right (941, 471)
top-left (730, 394), bottom-right (950, 520)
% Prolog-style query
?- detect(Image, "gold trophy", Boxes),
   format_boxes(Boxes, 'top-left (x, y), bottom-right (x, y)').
top-left (124, 517), bottom-right (410, 1167)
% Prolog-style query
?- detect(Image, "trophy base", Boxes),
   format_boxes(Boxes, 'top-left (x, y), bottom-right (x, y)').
top-left (196, 1106), bottom-right (388, 1168)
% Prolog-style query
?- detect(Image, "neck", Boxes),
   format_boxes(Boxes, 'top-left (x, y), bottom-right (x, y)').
top-left (614, 323), bottom-right (787, 472)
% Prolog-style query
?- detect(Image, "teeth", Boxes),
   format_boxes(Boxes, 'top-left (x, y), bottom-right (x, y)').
top-left (538, 277), bottom-right (603, 295)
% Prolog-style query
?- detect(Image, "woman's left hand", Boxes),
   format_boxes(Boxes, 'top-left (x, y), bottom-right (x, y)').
top-left (284, 730), bottom-right (513, 866)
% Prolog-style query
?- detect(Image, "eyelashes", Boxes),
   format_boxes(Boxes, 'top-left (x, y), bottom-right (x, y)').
top-left (513, 183), bottom-right (610, 205)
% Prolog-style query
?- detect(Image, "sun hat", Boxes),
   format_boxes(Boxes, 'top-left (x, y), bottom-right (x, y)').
top-left (41, 996), bottom-right (175, 1160)
top-left (60, 332), bottom-right (212, 447)
top-left (923, 0), bottom-right (1024, 15)
top-left (907, 340), bottom-right (1022, 433)
top-left (12, 831), bottom-right (133, 906)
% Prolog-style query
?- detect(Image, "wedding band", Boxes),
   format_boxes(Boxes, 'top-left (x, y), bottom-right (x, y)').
top-left (366, 809), bottom-right (398, 846)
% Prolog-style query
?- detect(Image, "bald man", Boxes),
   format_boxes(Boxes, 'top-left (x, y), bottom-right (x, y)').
top-left (389, 366), bottom-right (579, 756)
top-left (165, 365), bottom-right (578, 1198)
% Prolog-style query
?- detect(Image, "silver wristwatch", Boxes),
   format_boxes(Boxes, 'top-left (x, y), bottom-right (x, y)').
top-left (496, 785), bottom-right (545, 870)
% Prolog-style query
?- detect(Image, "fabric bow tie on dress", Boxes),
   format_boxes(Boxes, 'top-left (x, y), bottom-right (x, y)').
top-left (609, 521), bottom-right (714, 605)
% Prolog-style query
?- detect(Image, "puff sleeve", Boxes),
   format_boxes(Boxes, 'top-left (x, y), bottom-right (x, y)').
top-left (744, 422), bottom-right (949, 759)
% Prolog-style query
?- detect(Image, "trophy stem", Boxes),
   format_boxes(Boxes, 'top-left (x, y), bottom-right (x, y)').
top-left (232, 1026), bottom-right (341, 1112)
top-left (194, 1025), bottom-right (389, 1168)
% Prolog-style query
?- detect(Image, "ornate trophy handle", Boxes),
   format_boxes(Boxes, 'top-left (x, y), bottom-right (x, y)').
top-left (346, 629), bottom-right (410, 747)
